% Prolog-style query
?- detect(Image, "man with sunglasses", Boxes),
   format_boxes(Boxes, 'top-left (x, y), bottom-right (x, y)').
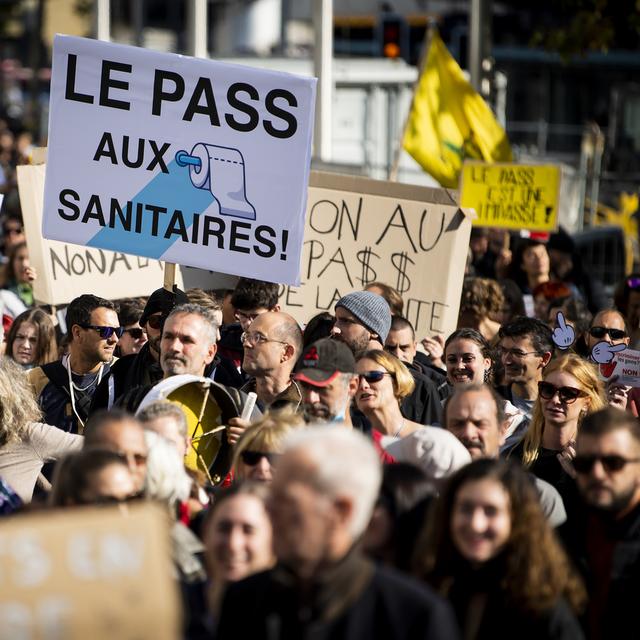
top-left (28, 294), bottom-right (121, 434)
top-left (560, 407), bottom-right (640, 639)
top-left (585, 308), bottom-right (630, 354)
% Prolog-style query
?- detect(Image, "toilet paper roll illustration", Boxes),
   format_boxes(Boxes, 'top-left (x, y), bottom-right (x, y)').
top-left (176, 143), bottom-right (256, 220)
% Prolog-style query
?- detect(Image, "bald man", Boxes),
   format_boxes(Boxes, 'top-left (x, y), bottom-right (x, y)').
top-left (240, 311), bottom-right (304, 412)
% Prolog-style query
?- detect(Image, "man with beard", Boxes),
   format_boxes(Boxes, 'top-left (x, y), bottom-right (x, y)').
top-left (331, 291), bottom-right (392, 357)
top-left (91, 286), bottom-right (188, 410)
top-left (496, 316), bottom-right (554, 420)
top-left (29, 294), bottom-right (121, 434)
top-left (293, 338), bottom-right (359, 425)
top-left (444, 383), bottom-right (566, 526)
top-left (560, 407), bottom-right (640, 639)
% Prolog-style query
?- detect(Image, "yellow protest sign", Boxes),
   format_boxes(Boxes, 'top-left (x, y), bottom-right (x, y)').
top-left (460, 162), bottom-right (560, 231)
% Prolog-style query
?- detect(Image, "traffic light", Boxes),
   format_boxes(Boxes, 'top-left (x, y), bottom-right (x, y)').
top-left (379, 14), bottom-right (408, 60)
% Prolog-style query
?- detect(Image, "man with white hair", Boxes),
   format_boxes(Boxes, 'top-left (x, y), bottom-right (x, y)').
top-left (216, 426), bottom-right (458, 640)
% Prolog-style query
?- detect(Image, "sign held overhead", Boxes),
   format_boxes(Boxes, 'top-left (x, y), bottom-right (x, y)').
top-left (460, 162), bottom-right (560, 231)
top-left (43, 35), bottom-right (316, 285)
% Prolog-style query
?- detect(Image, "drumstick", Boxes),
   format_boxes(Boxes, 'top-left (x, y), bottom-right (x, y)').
top-left (191, 425), bottom-right (227, 441)
top-left (241, 392), bottom-right (258, 420)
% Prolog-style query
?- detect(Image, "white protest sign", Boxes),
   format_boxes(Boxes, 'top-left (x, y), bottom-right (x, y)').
top-left (18, 163), bottom-right (185, 305)
top-left (43, 35), bottom-right (316, 285)
top-left (279, 172), bottom-right (473, 339)
top-left (0, 503), bottom-right (180, 640)
top-left (598, 347), bottom-right (640, 386)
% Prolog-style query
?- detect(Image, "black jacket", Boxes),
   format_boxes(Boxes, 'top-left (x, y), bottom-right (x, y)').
top-left (559, 501), bottom-right (640, 639)
top-left (440, 556), bottom-right (584, 640)
top-left (216, 554), bottom-right (459, 640)
top-left (401, 368), bottom-right (443, 426)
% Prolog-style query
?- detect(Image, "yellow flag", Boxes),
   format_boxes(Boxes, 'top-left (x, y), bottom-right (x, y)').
top-left (403, 32), bottom-right (512, 188)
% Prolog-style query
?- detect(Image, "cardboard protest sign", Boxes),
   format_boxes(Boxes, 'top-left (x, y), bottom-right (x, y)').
top-left (598, 347), bottom-right (640, 386)
top-left (43, 35), bottom-right (316, 286)
top-left (18, 163), bottom-right (185, 305)
top-left (460, 162), bottom-right (560, 231)
top-left (278, 172), bottom-right (473, 339)
top-left (0, 503), bottom-right (180, 640)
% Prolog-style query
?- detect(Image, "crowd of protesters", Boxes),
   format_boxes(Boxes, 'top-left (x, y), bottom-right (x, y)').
top-left (2, 124), bottom-right (640, 638)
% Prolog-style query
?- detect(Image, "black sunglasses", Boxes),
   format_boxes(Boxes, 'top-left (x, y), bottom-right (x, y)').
top-left (146, 314), bottom-right (166, 330)
top-left (573, 454), bottom-right (640, 474)
top-left (79, 324), bottom-right (125, 339)
top-left (123, 327), bottom-right (146, 340)
top-left (92, 490), bottom-right (145, 505)
top-left (538, 381), bottom-right (585, 404)
top-left (589, 326), bottom-right (627, 341)
top-left (240, 450), bottom-right (280, 466)
top-left (359, 371), bottom-right (393, 384)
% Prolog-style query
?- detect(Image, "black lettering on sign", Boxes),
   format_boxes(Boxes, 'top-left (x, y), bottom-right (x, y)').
top-left (225, 83), bottom-right (259, 133)
top-left (304, 239), bottom-right (325, 280)
top-left (317, 247), bottom-right (353, 287)
top-left (183, 77), bottom-right (220, 126)
top-left (375, 204), bottom-right (418, 253)
top-left (419, 210), bottom-right (445, 252)
top-left (65, 54), bottom-right (93, 104)
top-left (152, 70), bottom-right (185, 116)
top-left (264, 88), bottom-right (298, 139)
top-left (390, 252), bottom-right (415, 294)
top-left (309, 200), bottom-right (339, 234)
top-left (99, 60), bottom-right (132, 111)
top-left (109, 253), bottom-right (132, 275)
top-left (338, 198), bottom-right (362, 241)
top-left (316, 286), bottom-right (343, 311)
top-left (58, 189), bottom-right (80, 221)
top-left (356, 246), bottom-right (380, 286)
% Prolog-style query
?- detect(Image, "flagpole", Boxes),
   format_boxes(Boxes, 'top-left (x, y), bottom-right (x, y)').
top-left (388, 20), bottom-right (438, 182)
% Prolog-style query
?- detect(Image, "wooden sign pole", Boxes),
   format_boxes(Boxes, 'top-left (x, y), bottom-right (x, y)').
top-left (163, 262), bottom-right (176, 292)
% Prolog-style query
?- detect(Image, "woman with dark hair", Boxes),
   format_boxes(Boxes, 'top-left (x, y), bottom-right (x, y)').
top-left (302, 311), bottom-right (335, 348)
top-left (203, 482), bottom-right (274, 619)
top-left (5, 307), bottom-right (58, 369)
top-left (414, 458), bottom-right (585, 639)
top-left (1, 241), bottom-right (35, 307)
top-left (457, 278), bottom-right (504, 341)
top-left (444, 329), bottom-right (528, 450)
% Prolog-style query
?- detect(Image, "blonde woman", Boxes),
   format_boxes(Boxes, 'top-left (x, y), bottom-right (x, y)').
top-left (232, 410), bottom-right (304, 483)
top-left (508, 353), bottom-right (605, 501)
top-left (355, 349), bottom-right (428, 446)
top-left (0, 358), bottom-right (82, 501)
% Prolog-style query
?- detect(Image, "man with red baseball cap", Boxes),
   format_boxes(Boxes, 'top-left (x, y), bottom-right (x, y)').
top-left (294, 338), bottom-right (359, 425)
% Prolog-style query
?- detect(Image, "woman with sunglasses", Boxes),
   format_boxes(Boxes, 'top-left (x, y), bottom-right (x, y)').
top-left (5, 307), bottom-right (58, 369)
top-left (355, 350), bottom-right (428, 450)
top-left (508, 354), bottom-right (605, 506)
top-left (414, 459), bottom-right (585, 639)
top-left (232, 411), bottom-right (303, 483)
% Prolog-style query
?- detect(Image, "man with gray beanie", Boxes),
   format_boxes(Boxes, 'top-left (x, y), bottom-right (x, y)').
top-left (333, 290), bottom-right (442, 427)
top-left (331, 291), bottom-right (392, 357)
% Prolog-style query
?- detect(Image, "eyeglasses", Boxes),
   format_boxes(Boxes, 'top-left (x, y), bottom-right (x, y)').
top-left (538, 381), bottom-right (586, 404)
top-left (573, 454), bottom-right (640, 474)
top-left (358, 371), bottom-right (393, 384)
top-left (240, 331), bottom-right (288, 347)
top-left (235, 310), bottom-right (264, 324)
top-left (498, 347), bottom-right (541, 360)
top-left (79, 324), bottom-right (125, 339)
top-left (146, 314), bottom-right (166, 331)
top-left (123, 327), bottom-right (146, 340)
top-left (240, 450), bottom-right (279, 466)
top-left (589, 326), bottom-right (627, 341)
